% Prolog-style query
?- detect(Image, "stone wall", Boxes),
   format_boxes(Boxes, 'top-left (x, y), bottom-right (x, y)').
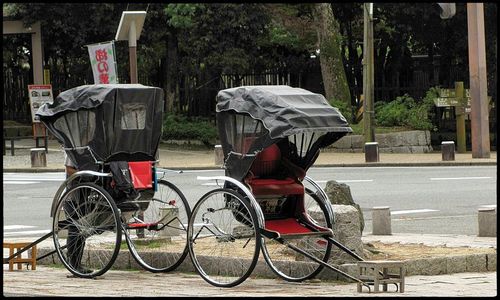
top-left (328, 130), bottom-right (433, 153)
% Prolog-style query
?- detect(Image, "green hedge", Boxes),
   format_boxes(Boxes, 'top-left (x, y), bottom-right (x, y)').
top-left (162, 114), bottom-right (218, 147)
top-left (374, 88), bottom-right (438, 131)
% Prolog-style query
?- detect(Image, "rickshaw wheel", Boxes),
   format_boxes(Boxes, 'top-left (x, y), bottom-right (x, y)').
top-left (52, 182), bottom-right (122, 278)
top-left (260, 188), bottom-right (333, 282)
top-left (188, 188), bottom-right (261, 288)
top-left (124, 180), bottom-right (190, 272)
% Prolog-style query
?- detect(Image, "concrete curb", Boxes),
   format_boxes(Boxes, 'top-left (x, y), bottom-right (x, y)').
top-left (35, 247), bottom-right (497, 281)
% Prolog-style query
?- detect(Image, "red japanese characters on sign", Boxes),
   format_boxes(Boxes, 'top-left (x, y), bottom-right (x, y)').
top-left (88, 41), bottom-right (118, 84)
top-left (95, 49), bottom-right (109, 84)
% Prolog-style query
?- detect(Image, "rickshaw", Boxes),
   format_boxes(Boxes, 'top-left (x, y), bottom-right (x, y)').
top-left (33, 84), bottom-right (191, 278)
top-left (187, 85), bottom-right (371, 288)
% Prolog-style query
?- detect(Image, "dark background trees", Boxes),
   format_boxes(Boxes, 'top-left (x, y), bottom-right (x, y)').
top-left (3, 2), bottom-right (497, 132)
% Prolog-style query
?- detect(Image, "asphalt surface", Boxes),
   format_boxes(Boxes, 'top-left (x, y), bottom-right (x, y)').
top-left (2, 139), bottom-right (498, 297)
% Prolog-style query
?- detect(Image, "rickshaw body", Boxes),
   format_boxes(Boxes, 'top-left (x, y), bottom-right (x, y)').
top-left (187, 85), bottom-right (374, 288)
top-left (36, 84), bottom-right (190, 278)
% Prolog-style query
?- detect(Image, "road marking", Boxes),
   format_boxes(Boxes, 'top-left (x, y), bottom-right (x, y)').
top-left (3, 178), bottom-right (64, 181)
top-left (201, 179), bottom-right (374, 186)
top-left (4, 225), bottom-right (37, 230)
top-left (392, 214), bottom-right (475, 221)
top-left (3, 230), bottom-right (51, 236)
top-left (430, 177), bottom-right (492, 181)
top-left (315, 180), bottom-right (373, 183)
top-left (3, 181), bottom-right (39, 185)
top-left (391, 209), bottom-right (439, 215)
top-left (480, 204), bottom-right (497, 208)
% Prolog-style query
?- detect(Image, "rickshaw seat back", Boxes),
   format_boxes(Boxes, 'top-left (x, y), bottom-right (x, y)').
top-left (128, 161), bottom-right (153, 189)
top-left (250, 144), bottom-right (281, 176)
top-left (247, 144), bottom-right (304, 196)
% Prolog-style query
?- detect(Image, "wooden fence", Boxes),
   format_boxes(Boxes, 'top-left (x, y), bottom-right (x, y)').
top-left (4, 63), bottom-right (489, 122)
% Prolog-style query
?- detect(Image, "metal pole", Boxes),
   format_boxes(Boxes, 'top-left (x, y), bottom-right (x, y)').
top-left (467, 3), bottom-right (490, 158)
top-left (363, 3), bottom-right (375, 143)
top-left (128, 20), bottom-right (138, 84)
top-left (455, 82), bottom-right (466, 153)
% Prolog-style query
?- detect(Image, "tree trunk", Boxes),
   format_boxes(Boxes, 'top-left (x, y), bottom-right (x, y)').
top-left (313, 3), bottom-right (351, 106)
top-left (166, 33), bottom-right (179, 114)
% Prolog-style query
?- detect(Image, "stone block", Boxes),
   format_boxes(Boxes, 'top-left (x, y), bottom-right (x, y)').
top-left (446, 255), bottom-right (467, 273)
top-left (466, 254), bottom-right (487, 272)
top-left (404, 257), bottom-right (446, 276)
top-left (114, 250), bottom-right (132, 270)
top-left (36, 248), bottom-right (60, 265)
top-left (331, 205), bottom-right (364, 263)
top-left (486, 253), bottom-right (496, 271)
top-left (309, 204), bottom-right (364, 265)
top-left (325, 180), bottom-right (364, 233)
top-left (176, 256), bottom-right (196, 273)
top-left (252, 260), bottom-right (275, 278)
top-left (350, 135), bottom-right (365, 149)
top-left (332, 135), bottom-right (352, 150)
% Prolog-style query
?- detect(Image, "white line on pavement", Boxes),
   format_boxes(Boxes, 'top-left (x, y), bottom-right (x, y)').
top-left (430, 177), bottom-right (492, 181)
top-left (3, 230), bottom-right (51, 236)
top-left (4, 225), bottom-right (37, 230)
top-left (315, 180), bottom-right (373, 183)
top-left (391, 209), bottom-right (439, 215)
top-left (3, 181), bottom-right (39, 185)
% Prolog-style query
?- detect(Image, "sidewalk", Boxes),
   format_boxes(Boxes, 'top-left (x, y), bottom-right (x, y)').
top-left (2, 232), bottom-right (497, 297)
top-left (2, 138), bottom-right (497, 171)
top-left (2, 266), bottom-right (496, 297)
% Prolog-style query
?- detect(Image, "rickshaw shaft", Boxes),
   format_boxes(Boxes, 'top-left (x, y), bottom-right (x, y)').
top-left (282, 239), bottom-right (366, 285)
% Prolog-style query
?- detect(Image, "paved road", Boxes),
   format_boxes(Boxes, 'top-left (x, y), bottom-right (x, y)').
top-left (3, 165), bottom-right (496, 238)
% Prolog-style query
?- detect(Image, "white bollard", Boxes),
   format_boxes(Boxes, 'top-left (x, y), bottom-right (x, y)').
top-left (478, 207), bottom-right (496, 237)
top-left (372, 206), bottom-right (392, 235)
top-left (214, 144), bottom-right (223, 166)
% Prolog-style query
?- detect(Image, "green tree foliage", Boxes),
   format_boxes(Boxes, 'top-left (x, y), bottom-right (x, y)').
top-left (162, 114), bottom-right (217, 147)
top-left (374, 88), bottom-right (438, 131)
top-left (4, 3), bottom-right (496, 130)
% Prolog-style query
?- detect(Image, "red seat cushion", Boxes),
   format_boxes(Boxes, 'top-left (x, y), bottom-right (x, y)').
top-left (265, 218), bottom-right (312, 235)
top-left (248, 177), bottom-right (304, 195)
top-left (265, 217), bottom-right (331, 236)
top-left (128, 161), bottom-right (153, 189)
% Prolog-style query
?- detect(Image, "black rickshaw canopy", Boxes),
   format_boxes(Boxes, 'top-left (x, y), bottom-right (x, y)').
top-left (36, 84), bottom-right (164, 171)
top-left (216, 85), bottom-right (352, 180)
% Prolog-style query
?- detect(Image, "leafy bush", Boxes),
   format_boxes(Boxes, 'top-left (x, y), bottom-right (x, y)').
top-left (329, 98), bottom-right (352, 122)
top-left (375, 90), bottom-right (437, 131)
top-left (162, 114), bottom-right (218, 147)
